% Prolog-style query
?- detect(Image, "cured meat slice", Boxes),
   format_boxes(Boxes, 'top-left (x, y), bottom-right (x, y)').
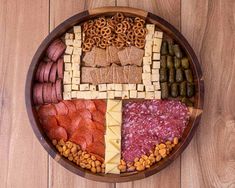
top-left (41, 116), bottom-right (59, 132)
top-left (49, 62), bottom-right (57, 83)
top-left (54, 101), bottom-right (69, 115)
top-left (70, 135), bottom-right (86, 150)
top-left (43, 61), bottom-right (53, 82)
top-left (48, 126), bottom-right (68, 141)
top-left (72, 100), bottom-right (86, 110)
top-left (33, 83), bottom-right (43, 105)
top-left (84, 100), bottom-right (96, 112)
top-left (39, 63), bottom-right (46, 82)
top-left (93, 121), bottom-right (105, 133)
top-left (62, 100), bottom-right (76, 114)
top-left (35, 62), bottom-right (44, 81)
top-left (42, 83), bottom-right (52, 103)
top-left (55, 79), bottom-right (63, 101)
top-left (38, 104), bottom-right (57, 119)
top-left (77, 109), bottom-right (92, 119)
top-left (57, 58), bottom-right (64, 79)
top-left (46, 39), bottom-right (66, 62)
top-left (51, 84), bottom-right (58, 103)
top-left (70, 127), bottom-right (92, 148)
top-left (92, 129), bottom-right (104, 144)
top-left (86, 141), bottom-right (105, 158)
top-left (92, 110), bottom-right (104, 124)
top-left (55, 115), bottom-right (71, 130)
top-left (80, 118), bottom-right (96, 132)
top-left (93, 100), bottom-right (106, 114)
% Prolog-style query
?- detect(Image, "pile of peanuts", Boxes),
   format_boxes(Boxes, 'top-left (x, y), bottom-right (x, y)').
top-left (82, 13), bottom-right (147, 51)
top-left (118, 137), bottom-right (179, 172)
top-left (53, 139), bottom-right (105, 173)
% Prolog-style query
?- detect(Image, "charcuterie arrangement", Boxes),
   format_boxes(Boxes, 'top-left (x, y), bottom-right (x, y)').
top-left (32, 13), bottom-right (196, 174)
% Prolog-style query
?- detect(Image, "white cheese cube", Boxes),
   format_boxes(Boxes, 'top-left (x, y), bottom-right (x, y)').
top-left (153, 37), bottom-right (162, 46)
top-left (64, 63), bottom-right (72, 71)
top-left (153, 53), bottom-right (160, 60)
top-left (79, 84), bottom-right (89, 91)
top-left (145, 42), bottom-right (152, 51)
top-left (64, 55), bottom-right (71, 63)
top-left (115, 84), bottom-right (122, 91)
top-left (65, 39), bottom-right (74, 46)
top-left (145, 91), bottom-right (154, 99)
top-left (65, 33), bottom-right (74, 40)
top-left (152, 61), bottom-right (161, 69)
top-left (143, 65), bottom-right (151, 73)
top-left (146, 24), bottom-right (155, 34)
top-left (63, 71), bottom-right (71, 84)
top-left (63, 92), bottom-right (71, 100)
top-left (73, 25), bottom-right (81, 33)
top-left (137, 92), bottom-right (145, 98)
top-left (122, 91), bottom-right (129, 99)
top-left (90, 85), bottom-right (96, 91)
top-left (73, 41), bottom-right (82, 48)
top-left (91, 91), bottom-right (99, 99)
top-left (145, 34), bottom-right (153, 41)
top-left (153, 83), bottom-right (160, 90)
top-left (76, 91), bottom-right (84, 98)
top-left (107, 91), bottom-right (115, 99)
top-left (122, 84), bottom-right (129, 91)
top-left (128, 84), bottom-right (136, 90)
top-left (107, 84), bottom-right (115, 91)
top-left (73, 46), bottom-right (82, 54)
top-left (154, 31), bottom-right (163, 39)
top-left (114, 91), bottom-right (122, 97)
top-left (98, 92), bottom-right (107, 99)
top-left (152, 45), bottom-right (161, 53)
top-left (143, 56), bottom-right (152, 65)
top-left (137, 84), bottom-right (144, 91)
top-left (142, 73), bottom-right (151, 80)
top-left (71, 84), bottom-right (79, 91)
top-left (74, 33), bottom-right (82, 40)
top-left (130, 90), bottom-right (137, 98)
top-left (151, 72), bottom-right (159, 82)
top-left (154, 91), bottom-right (161, 99)
top-left (72, 55), bottom-right (80, 63)
top-left (72, 77), bottom-right (80, 85)
top-left (73, 70), bottom-right (80, 78)
top-left (71, 91), bottom-right (77, 98)
top-left (65, 46), bottom-right (73, 55)
top-left (152, 69), bottom-right (159, 75)
top-left (98, 84), bottom-right (107, 91)
top-left (145, 85), bottom-right (154, 92)
top-left (143, 80), bottom-right (152, 86)
top-left (83, 91), bottom-right (91, 99)
top-left (144, 47), bottom-right (152, 57)
top-left (63, 84), bottom-right (72, 92)
top-left (72, 63), bottom-right (80, 71)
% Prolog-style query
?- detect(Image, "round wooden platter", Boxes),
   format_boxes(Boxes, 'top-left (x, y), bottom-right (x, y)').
top-left (25, 6), bottom-right (204, 183)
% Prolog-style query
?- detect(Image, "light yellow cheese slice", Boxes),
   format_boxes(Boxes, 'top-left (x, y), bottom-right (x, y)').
top-left (105, 151), bottom-right (119, 163)
top-left (109, 153), bottom-right (120, 164)
top-left (109, 139), bottom-right (121, 149)
top-left (106, 112), bottom-right (119, 125)
top-left (108, 125), bottom-right (121, 136)
top-left (106, 127), bottom-right (121, 139)
top-left (108, 111), bottom-right (122, 124)
top-left (105, 136), bottom-right (120, 153)
top-left (107, 100), bottom-right (122, 112)
top-left (105, 163), bottom-right (120, 174)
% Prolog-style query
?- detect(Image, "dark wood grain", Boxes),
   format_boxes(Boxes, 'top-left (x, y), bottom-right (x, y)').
top-left (25, 6), bottom-right (203, 183)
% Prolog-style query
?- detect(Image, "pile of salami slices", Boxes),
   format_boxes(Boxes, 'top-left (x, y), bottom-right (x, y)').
top-left (33, 39), bottom-right (66, 105)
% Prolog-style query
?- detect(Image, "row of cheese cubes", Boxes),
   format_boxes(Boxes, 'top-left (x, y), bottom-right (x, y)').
top-left (63, 90), bottom-right (161, 100)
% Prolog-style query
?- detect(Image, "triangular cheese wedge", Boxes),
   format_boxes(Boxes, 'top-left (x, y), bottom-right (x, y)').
top-left (107, 100), bottom-right (121, 112)
top-left (105, 163), bottom-right (120, 174)
top-left (109, 139), bottom-right (121, 149)
top-left (108, 125), bottom-right (121, 137)
top-left (109, 153), bottom-right (120, 163)
top-left (108, 111), bottom-right (122, 124)
top-left (106, 112), bottom-right (119, 125)
top-left (106, 127), bottom-right (121, 139)
top-left (105, 135), bottom-right (120, 153)
top-left (105, 151), bottom-right (119, 163)
top-left (110, 100), bottom-right (122, 112)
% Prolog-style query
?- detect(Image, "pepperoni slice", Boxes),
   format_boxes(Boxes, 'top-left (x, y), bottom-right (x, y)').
top-left (92, 110), bottom-right (104, 124)
top-left (55, 115), bottom-right (71, 130)
top-left (57, 58), bottom-right (64, 79)
top-left (93, 100), bottom-right (106, 114)
top-left (93, 121), bottom-right (105, 133)
top-left (77, 109), bottom-right (92, 119)
top-left (48, 126), bottom-right (68, 141)
top-left (86, 142), bottom-right (105, 158)
top-left (41, 116), bottom-right (59, 132)
top-left (92, 129), bottom-right (104, 144)
top-left (49, 62), bottom-right (57, 83)
top-left (43, 61), bottom-right (53, 82)
top-left (72, 100), bottom-right (86, 110)
top-left (38, 104), bottom-right (57, 119)
top-left (70, 135), bottom-right (87, 150)
top-left (62, 100), bottom-right (76, 114)
top-left (55, 79), bottom-right (63, 101)
top-left (54, 101), bottom-right (68, 115)
top-left (84, 100), bottom-right (96, 112)
top-left (80, 118), bottom-right (96, 131)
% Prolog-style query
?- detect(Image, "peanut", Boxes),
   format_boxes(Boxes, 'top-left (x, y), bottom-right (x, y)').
top-left (159, 148), bottom-right (166, 156)
top-left (159, 143), bottom-right (166, 149)
top-left (173, 137), bottom-right (179, 145)
top-left (52, 139), bottom-right (57, 145)
top-left (91, 167), bottom-right (97, 173)
top-left (136, 164), bottom-right (145, 171)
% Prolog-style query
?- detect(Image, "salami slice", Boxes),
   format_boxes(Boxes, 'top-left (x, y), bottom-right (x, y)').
top-left (54, 101), bottom-right (68, 115)
top-left (86, 142), bottom-right (105, 158)
top-left (46, 39), bottom-right (66, 62)
top-left (72, 100), bottom-right (86, 110)
top-left (39, 63), bottom-right (46, 82)
top-left (35, 62), bottom-right (44, 81)
top-left (51, 84), bottom-right (58, 103)
top-left (49, 62), bottom-right (57, 83)
top-left (33, 83), bottom-right (43, 105)
top-left (77, 109), bottom-right (92, 119)
top-left (43, 61), bottom-right (53, 82)
top-left (38, 104), bottom-right (57, 119)
top-left (62, 100), bottom-right (76, 114)
top-left (48, 126), bottom-right (68, 141)
top-left (57, 58), bottom-right (64, 79)
top-left (55, 79), bottom-right (63, 101)
top-left (43, 83), bottom-right (52, 103)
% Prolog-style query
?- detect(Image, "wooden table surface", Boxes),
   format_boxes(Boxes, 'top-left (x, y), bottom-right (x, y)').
top-left (1, 0), bottom-right (235, 187)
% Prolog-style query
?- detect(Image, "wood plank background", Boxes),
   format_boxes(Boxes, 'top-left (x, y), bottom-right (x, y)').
top-left (0, 0), bottom-right (234, 187)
